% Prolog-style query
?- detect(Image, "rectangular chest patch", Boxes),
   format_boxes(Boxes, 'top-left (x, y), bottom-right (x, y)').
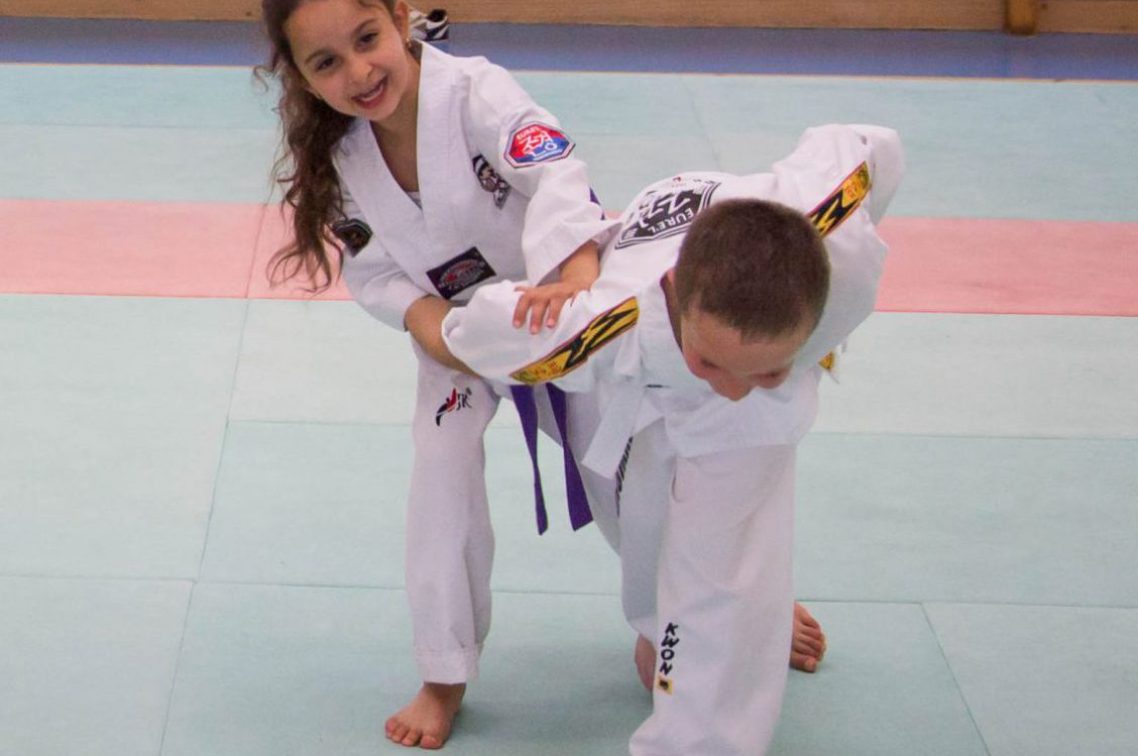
top-left (510, 297), bottom-right (639, 384)
top-left (427, 247), bottom-right (496, 300)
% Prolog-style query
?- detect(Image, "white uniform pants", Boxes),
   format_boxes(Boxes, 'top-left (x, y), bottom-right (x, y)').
top-left (406, 345), bottom-right (500, 683)
top-left (403, 363), bottom-right (604, 685)
top-left (583, 420), bottom-right (797, 756)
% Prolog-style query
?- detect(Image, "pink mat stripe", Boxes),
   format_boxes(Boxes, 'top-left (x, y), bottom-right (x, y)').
top-left (876, 217), bottom-right (1138, 316)
top-left (0, 199), bottom-right (347, 301)
top-left (3, 200), bottom-right (1135, 316)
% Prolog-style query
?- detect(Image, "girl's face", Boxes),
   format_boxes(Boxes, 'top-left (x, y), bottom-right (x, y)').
top-left (285, 0), bottom-right (416, 126)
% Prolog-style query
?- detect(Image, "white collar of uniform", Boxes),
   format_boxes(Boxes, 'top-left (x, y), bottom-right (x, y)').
top-left (637, 276), bottom-right (706, 392)
top-left (335, 45), bottom-right (458, 223)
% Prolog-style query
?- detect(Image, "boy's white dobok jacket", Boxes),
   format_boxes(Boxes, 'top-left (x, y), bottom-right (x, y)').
top-left (442, 124), bottom-right (905, 473)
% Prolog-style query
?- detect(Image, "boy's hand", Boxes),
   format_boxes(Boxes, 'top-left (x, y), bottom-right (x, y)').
top-left (512, 279), bottom-right (590, 334)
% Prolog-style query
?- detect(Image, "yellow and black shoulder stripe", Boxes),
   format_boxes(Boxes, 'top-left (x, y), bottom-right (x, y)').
top-left (807, 161), bottom-right (871, 238)
top-left (810, 161), bottom-right (871, 374)
top-left (509, 297), bottom-right (640, 384)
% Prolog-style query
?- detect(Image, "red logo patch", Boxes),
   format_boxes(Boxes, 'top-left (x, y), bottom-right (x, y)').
top-left (505, 123), bottom-right (574, 168)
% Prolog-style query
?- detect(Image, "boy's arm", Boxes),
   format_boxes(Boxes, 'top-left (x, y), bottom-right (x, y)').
top-left (795, 124), bottom-right (904, 368)
top-left (719, 124), bottom-right (903, 369)
top-left (442, 278), bottom-right (637, 392)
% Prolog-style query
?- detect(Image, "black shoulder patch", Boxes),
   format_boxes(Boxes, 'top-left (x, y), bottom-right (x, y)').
top-left (331, 218), bottom-right (373, 257)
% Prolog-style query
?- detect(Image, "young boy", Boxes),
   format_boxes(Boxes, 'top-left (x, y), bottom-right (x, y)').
top-left (440, 123), bottom-right (903, 754)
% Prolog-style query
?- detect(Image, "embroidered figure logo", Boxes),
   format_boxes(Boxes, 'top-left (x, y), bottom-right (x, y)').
top-left (473, 155), bottom-right (512, 208)
top-left (435, 387), bottom-right (473, 426)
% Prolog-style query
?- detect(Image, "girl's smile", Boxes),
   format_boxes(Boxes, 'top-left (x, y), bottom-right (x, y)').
top-left (352, 77), bottom-right (387, 109)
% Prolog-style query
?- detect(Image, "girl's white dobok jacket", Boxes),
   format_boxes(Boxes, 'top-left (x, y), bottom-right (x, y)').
top-left (334, 41), bottom-right (618, 330)
top-left (442, 123), bottom-right (903, 755)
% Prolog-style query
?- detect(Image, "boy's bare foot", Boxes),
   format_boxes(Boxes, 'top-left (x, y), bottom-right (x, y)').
top-left (634, 634), bottom-right (656, 691)
top-left (633, 603), bottom-right (825, 691)
top-left (385, 682), bottom-right (466, 749)
top-left (791, 602), bottom-right (827, 673)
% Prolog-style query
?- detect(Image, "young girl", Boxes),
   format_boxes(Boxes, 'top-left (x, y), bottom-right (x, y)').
top-left (259, 0), bottom-right (616, 749)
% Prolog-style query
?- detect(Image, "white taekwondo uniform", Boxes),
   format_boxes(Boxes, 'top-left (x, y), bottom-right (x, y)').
top-left (443, 124), bottom-right (904, 754)
top-left (332, 41), bottom-right (618, 683)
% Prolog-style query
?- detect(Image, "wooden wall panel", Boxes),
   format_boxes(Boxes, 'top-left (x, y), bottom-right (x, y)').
top-left (2, 0), bottom-right (1136, 32)
top-left (437, 1), bottom-right (1005, 29)
top-left (0, 0), bottom-right (259, 20)
top-left (1039, 0), bottom-right (1138, 32)
top-left (0, 0), bottom-right (1004, 28)
top-left (1006, 0), bottom-right (1040, 32)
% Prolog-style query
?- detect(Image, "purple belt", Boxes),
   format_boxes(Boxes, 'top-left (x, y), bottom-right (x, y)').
top-left (509, 384), bottom-right (592, 534)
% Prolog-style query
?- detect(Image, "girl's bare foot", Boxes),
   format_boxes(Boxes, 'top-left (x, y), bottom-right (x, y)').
top-left (634, 634), bottom-right (656, 691)
top-left (385, 682), bottom-right (466, 749)
top-left (791, 602), bottom-right (827, 673)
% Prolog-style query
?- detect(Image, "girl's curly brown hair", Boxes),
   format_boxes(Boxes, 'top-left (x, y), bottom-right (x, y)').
top-left (257, 0), bottom-right (396, 291)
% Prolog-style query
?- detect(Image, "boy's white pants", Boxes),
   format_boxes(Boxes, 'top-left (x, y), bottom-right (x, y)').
top-left (583, 418), bottom-right (797, 756)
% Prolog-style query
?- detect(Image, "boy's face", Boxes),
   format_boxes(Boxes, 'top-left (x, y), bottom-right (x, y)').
top-left (678, 307), bottom-right (813, 401)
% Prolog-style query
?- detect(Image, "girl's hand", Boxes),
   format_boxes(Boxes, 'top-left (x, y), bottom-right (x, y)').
top-left (512, 279), bottom-right (590, 334)
top-left (512, 239), bottom-right (601, 333)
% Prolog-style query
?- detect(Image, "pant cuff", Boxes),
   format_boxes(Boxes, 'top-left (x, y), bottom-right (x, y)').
top-left (414, 644), bottom-right (482, 684)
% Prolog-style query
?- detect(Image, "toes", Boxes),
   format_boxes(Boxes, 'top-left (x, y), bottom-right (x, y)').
top-left (420, 733), bottom-right (446, 750)
top-left (400, 728), bottom-right (423, 747)
top-left (790, 651), bottom-right (818, 673)
top-left (386, 719), bottom-right (414, 746)
top-left (793, 638), bottom-right (824, 657)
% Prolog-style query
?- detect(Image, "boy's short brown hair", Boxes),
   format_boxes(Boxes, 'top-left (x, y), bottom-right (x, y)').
top-left (674, 199), bottom-right (830, 339)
